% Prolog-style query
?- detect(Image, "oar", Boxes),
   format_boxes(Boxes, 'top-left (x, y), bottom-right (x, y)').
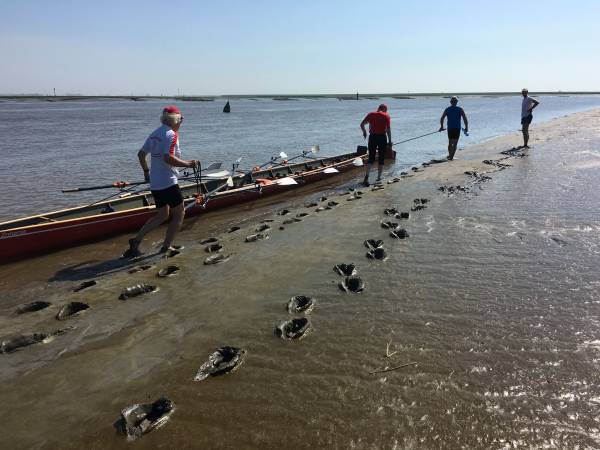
top-left (278, 146), bottom-right (320, 164)
top-left (185, 176), bottom-right (235, 211)
top-left (62, 161), bottom-right (223, 192)
top-left (390, 130), bottom-right (441, 147)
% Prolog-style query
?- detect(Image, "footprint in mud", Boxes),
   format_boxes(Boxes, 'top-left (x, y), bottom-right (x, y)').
top-left (204, 243), bottom-right (223, 253)
top-left (390, 228), bottom-right (409, 239)
top-left (56, 302), bottom-right (89, 320)
top-left (395, 212), bottom-right (410, 219)
top-left (333, 263), bottom-right (357, 276)
top-left (14, 301), bottom-right (51, 315)
top-left (194, 346), bottom-right (247, 381)
top-left (319, 196), bottom-right (328, 202)
top-left (287, 296), bottom-right (316, 314)
top-left (275, 317), bottom-right (312, 340)
top-left (283, 218), bottom-right (302, 225)
top-left (0, 327), bottom-right (73, 354)
top-left (327, 201), bottom-right (339, 207)
top-left (256, 223), bottom-right (271, 232)
top-left (387, 177), bottom-right (401, 184)
top-left (364, 239), bottom-right (384, 250)
top-left (227, 226), bottom-right (241, 233)
top-left (366, 247), bottom-right (388, 260)
top-left (204, 254), bottom-right (230, 265)
top-left (277, 209), bottom-right (290, 216)
top-left (384, 208), bottom-right (399, 216)
top-left (115, 397), bottom-right (175, 441)
top-left (118, 284), bottom-right (158, 300)
top-left (305, 202), bottom-right (318, 208)
top-left (315, 206), bottom-right (326, 212)
top-left (73, 280), bottom-right (97, 292)
top-left (245, 233), bottom-right (269, 242)
top-left (339, 276), bottom-right (365, 293)
top-left (296, 212), bottom-right (310, 218)
top-left (128, 264), bottom-right (154, 274)
top-left (200, 237), bottom-right (219, 245)
top-left (550, 236), bottom-right (568, 246)
top-left (157, 265), bottom-right (181, 277)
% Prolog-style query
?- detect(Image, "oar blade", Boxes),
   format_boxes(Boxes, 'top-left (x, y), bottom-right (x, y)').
top-left (310, 145), bottom-right (320, 153)
top-left (226, 176), bottom-right (234, 187)
top-left (279, 151), bottom-right (288, 159)
top-left (323, 167), bottom-right (339, 174)
top-left (276, 177), bottom-right (298, 186)
top-left (353, 157), bottom-right (364, 167)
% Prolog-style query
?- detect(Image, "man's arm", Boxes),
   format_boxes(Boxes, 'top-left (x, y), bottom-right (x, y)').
top-left (360, 115), bottom-right (369, 139)
top-left (137, 150), bottom-right (150, 182)
top-left (386, 118), bottom-right (392, 144)
top-left (529, 98), bottom-right (540, 112)
top-left (163, 153), bottom-right (198, 168)
top-left (439, 111), bottom-right (447, 131)
top-left (461, 109), bottom-right (469, 132)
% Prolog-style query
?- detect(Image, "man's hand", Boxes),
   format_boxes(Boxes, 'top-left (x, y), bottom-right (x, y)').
top-left (188, 159), bottom-right (199, 169)
top-left (143, 170), bottom-right (150, 183)
top-left (362, 130), bottom-right (367, 139)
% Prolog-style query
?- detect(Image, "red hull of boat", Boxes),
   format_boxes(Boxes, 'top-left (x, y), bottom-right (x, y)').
top-left (0, 157), bottom-right (358, 263)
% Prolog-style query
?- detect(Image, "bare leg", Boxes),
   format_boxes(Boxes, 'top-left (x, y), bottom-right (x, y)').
top-left (134, 206), bottom-right (170, 245)
top-left (522, 122), bottom-right (530, 147)
top-left (377, 164), bottom-right (383, 181)
top-left (160, 203), bottom-right (185, 250)
top-left (363, 163), bottom-right (372, 186)
top-left (448, 139), bottom-right (459, 160)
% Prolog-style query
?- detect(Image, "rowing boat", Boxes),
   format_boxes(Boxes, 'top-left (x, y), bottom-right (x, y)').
top-left (0, 148), bottom-right (373, 263)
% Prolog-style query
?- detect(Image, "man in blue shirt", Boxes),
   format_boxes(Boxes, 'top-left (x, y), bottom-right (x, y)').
top-left (439, 96), bottom-right (469, 160)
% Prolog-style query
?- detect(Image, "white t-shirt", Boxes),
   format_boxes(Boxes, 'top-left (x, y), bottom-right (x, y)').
top-left (521, 96), bottom-right (536, 118)
top-left (141, 124), bottom-right (181, 191)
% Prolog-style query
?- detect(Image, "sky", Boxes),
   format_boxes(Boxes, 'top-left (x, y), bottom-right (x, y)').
top-left (1, 0), bottom-right (599, 95)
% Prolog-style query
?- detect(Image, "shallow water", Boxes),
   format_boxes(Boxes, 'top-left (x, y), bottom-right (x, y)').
top-left (1, 94), bottom-right (600, 221)
top-left (0, 111), bottom-right (599, 449)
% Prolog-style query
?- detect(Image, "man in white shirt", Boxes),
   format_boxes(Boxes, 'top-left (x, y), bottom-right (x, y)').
top-left (521, 89), bottom-right (540, 148)
top-left (122, 105), bottom-right (198, 258)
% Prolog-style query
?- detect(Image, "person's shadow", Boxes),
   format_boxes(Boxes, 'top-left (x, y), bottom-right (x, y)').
top-left (48, 253), bottom-right (159, 282)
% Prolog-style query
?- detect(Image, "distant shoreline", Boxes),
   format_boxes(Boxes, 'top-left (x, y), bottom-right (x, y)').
top-left (1, 91), bottom-right (599, 102)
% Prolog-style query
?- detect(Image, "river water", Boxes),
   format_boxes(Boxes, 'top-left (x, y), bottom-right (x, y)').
top-left (1, 95), bottom-right (600, 221)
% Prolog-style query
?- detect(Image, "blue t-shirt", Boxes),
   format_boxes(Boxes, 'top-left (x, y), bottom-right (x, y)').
top-left (444, 105), bottom-right (463, 129)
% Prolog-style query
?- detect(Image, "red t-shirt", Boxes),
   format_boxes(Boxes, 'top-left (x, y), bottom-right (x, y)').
top-left (365, 111), bottom-right (391, 135)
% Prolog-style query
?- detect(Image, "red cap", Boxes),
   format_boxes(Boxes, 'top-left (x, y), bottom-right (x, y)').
top-left (377, 104), bottom-right (388, 112)
top-left (163, 105), bottom-right (181, 114)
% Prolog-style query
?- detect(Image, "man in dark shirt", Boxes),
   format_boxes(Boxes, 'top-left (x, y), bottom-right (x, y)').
top-left (439, 96), bottom-right (469, 160)
top-left (360, 104), bottom-right (392, 186)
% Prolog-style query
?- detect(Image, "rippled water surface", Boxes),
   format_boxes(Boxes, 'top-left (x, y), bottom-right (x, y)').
top-left (1, 95), bottom-right (600, 220)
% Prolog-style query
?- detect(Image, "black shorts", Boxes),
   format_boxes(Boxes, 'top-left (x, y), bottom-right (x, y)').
top-left (521, 114), bottom-right (533, 125)
top-left (368, 134), bottom-right (387, 165)
top-left (151, 184), bottom-right (183, 208)
top-left (447, 128), bottom-right (460, 139)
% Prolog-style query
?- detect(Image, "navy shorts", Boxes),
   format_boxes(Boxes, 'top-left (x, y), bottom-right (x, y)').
top-left (521, 114), bottom-right (533, 125)
top-left (151, 184), bottom-right (183, 208)
top-left (368, 134), bottom-right (387, 165)
top-left (447, 128), bottom-right (460, 139)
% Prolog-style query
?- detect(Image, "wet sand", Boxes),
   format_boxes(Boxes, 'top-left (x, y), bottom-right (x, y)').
top-left (1, 110), bottom-right (600, 449)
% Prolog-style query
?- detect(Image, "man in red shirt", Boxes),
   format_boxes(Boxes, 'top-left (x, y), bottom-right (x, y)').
top-left (360, 104), bottom-right (392, 186)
